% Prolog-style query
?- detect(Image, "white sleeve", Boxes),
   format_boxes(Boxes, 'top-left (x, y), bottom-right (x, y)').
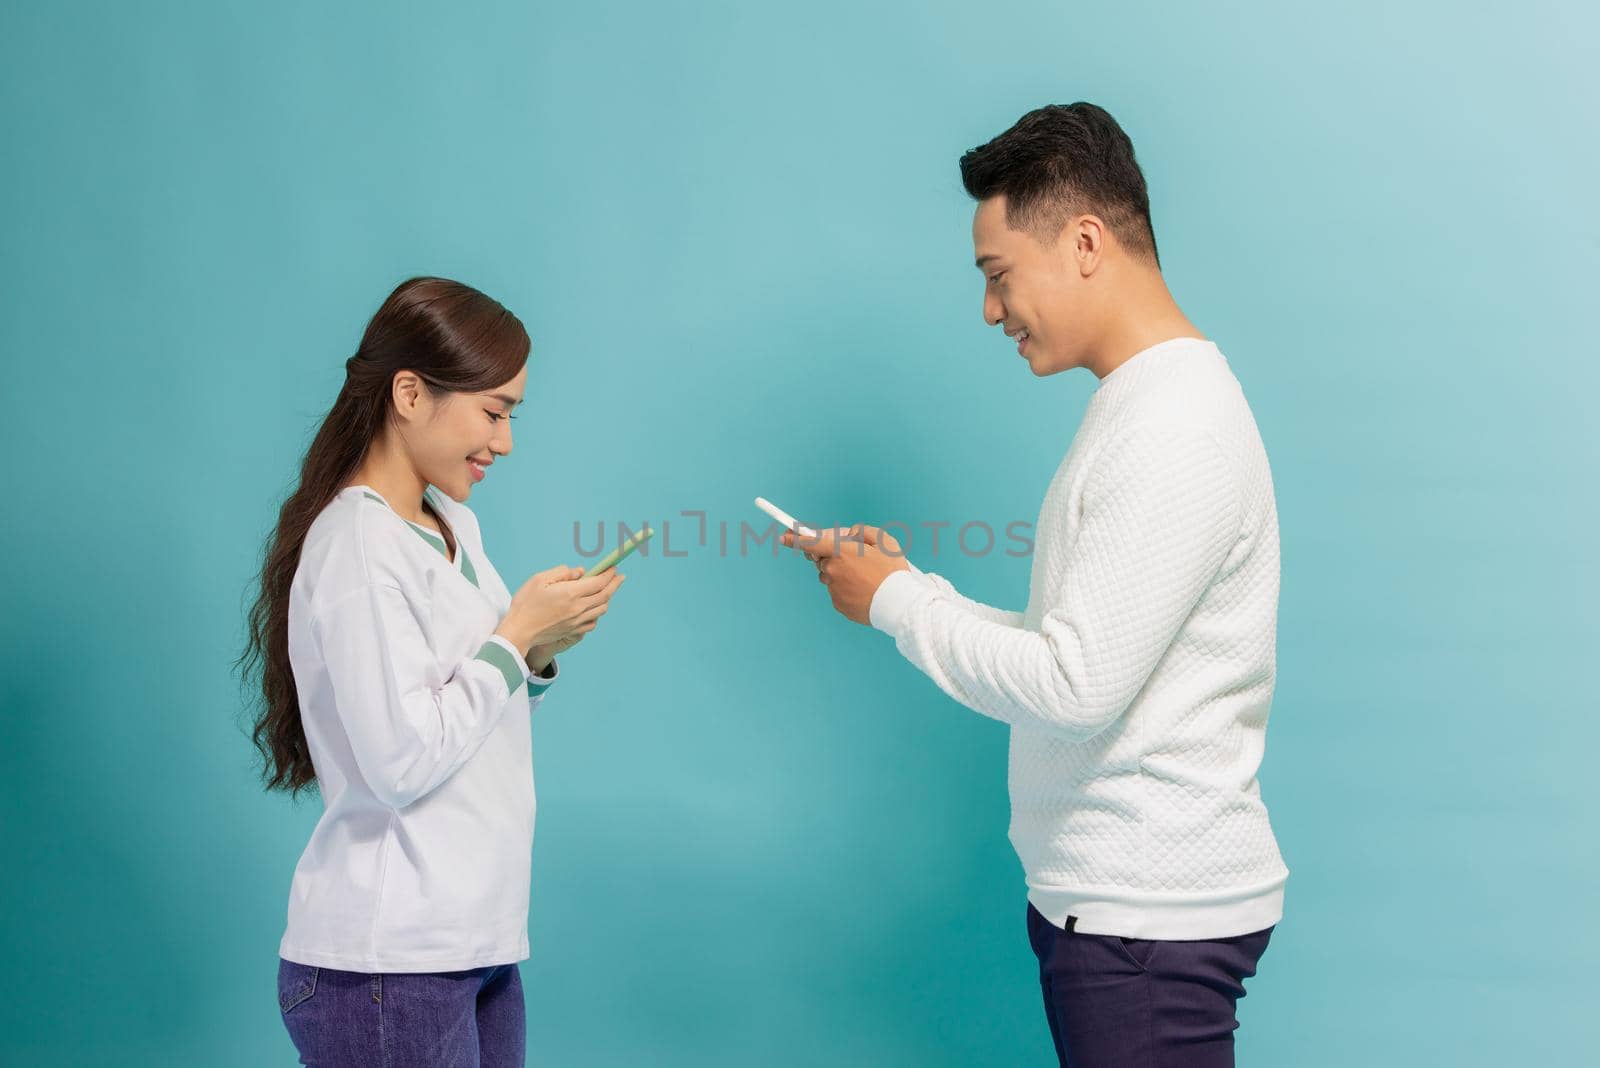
top-left (867, 423), bottom-right (1241, 740)
top-left (312, 581), bottom-right (537, 809)
top-left (902, 560), bottom-right (1025, 629)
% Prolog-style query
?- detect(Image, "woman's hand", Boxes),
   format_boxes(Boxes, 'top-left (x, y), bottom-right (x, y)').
top-left (495, 565), bottom-right (625, 656)
top-left (527, 629), bottom-right (589, 674)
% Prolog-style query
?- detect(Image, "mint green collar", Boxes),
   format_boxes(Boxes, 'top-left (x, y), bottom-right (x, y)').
top-left (360, 487), bottom-right (479, 589)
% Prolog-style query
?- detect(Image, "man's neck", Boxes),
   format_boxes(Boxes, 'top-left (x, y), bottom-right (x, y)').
top-left (1084, 273), bottom-right (1205, 380)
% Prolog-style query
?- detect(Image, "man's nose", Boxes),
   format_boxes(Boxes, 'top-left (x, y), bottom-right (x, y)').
top-left (983, 291), bottom-right (1005, 327)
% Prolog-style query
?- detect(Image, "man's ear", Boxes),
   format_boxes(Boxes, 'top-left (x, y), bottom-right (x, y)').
top-left (1073, 214), bottom-right (1106, 277)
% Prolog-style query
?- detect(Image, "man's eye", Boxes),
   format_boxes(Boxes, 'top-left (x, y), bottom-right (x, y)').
top-left (988, 272), bottom-right (1004, 285)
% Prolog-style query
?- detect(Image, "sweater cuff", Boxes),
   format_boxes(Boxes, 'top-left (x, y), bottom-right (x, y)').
top-left (527, 655), bottom-right (559, 697)
top-left (475, 634), bottom-right (532, 694)
top-left (869, 568), bottom-right (933, 638)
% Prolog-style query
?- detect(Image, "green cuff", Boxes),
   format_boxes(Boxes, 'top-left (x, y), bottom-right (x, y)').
top-left (527, 656), bottom-right (559, 696)
top-left (475, 639), bottom-right (528, 694)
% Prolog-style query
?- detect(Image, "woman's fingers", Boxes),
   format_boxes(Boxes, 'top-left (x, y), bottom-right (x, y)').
top-left (529, 564), bottom-right (573, 586)
top-left (570, 570), bottom-right (614, 593)
top-left (529, 563), bottom-right (591, 588)
top-left (582, 573), bottom-right (624, 606)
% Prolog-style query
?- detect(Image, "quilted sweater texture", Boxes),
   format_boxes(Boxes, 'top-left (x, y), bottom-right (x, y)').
top-left (869, 336), bottom-right (1288, 938)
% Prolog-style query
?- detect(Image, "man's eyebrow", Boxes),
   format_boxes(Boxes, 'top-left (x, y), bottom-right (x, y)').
top-left (489, 392), bottom-right (524, 407)
top-left (975, 254), bottom-right (1000, 269)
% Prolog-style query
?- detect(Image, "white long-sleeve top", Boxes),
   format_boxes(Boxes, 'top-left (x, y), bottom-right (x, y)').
top-left (869, 337), bottom-right (1288, 939)
top-left (281, 483), bottom-right (557, 971)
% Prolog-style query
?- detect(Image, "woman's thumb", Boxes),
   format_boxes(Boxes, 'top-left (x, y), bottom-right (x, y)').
top-left (533, 564), bottom-right (571, 584)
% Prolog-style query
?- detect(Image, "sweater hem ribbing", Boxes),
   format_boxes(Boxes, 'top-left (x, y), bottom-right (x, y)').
top-left (1026, 876), bottom-right (1285, 940)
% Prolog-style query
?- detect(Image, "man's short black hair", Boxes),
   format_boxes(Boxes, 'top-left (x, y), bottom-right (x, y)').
top-left (960, 102), bottom-right (1159, 267)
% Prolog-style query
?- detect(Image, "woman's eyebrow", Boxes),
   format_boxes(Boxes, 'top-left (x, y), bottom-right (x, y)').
top-left (488, 393), bottom-right (524, 407)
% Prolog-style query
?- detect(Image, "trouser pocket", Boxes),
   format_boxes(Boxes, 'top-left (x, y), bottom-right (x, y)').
top-left (278, 958), bottom-right (319, 1013)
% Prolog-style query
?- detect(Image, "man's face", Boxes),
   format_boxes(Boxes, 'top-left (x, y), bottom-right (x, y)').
top-left (971, 195), bottom-right (1091, 377)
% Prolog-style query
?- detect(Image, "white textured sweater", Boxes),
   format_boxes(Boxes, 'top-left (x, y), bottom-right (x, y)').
top-left (281, 484), bottom-right (557, 971)
top-left (870, 337), bottom-right (1288, 939)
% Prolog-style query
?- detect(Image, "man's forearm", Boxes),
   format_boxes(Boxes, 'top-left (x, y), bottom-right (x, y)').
top-left (906, 561), bottom-right (1025, 628)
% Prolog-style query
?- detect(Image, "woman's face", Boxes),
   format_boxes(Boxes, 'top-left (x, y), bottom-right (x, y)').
top-left (410, 364), bottom-right (528, 502)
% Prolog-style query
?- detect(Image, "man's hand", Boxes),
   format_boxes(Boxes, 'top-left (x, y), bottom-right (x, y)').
top-left (779, 523), bottom-right (910, 625)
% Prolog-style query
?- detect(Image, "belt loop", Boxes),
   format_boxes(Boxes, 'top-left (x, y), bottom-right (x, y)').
top-left (1064, 914), bottom-right (1078, 935)
top-left (371, 974), bottom-right (382, 1003)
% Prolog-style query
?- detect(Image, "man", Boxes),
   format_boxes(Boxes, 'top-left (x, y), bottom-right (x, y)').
top-left (784, 103), bottom-right (1287, 1067)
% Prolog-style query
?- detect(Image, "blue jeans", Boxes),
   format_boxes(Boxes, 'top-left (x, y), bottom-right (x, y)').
top-left (1026, 903), bottom-right (1274, 1068)
top-left (277, 957), bottom-right (525, 1067)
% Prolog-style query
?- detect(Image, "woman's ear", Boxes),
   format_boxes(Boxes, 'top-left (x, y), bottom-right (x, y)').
top-left (389, 370), bottom-right (424, 420)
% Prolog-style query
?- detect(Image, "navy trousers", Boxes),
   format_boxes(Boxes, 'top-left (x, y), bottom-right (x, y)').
top-left (1026, 903), bottom-right (1273, 1068)
top-left (277, 957), bottom-right (525, 1067)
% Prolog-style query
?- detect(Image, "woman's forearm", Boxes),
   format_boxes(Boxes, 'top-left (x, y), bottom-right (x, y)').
top-left (525, 645), bottom-right (555, 676)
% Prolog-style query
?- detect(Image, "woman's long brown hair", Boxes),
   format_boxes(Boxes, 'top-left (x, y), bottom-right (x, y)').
top-left (236, 276), bottom-right (531, 797)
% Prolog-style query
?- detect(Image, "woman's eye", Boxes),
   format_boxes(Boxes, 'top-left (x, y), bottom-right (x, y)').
top-left (486, 411), bottom-right (516, 423)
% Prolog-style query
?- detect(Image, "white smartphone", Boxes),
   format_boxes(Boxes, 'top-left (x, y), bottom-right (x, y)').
top-left (753, 496), bottom-right (818, 539)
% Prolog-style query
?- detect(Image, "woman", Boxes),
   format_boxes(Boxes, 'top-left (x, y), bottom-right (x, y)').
top-left (238, 276), bottom-right (625, 1065)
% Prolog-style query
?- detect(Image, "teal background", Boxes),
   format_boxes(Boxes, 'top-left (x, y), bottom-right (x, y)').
top-left (2, 1), bottom-right (1594, 1064)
